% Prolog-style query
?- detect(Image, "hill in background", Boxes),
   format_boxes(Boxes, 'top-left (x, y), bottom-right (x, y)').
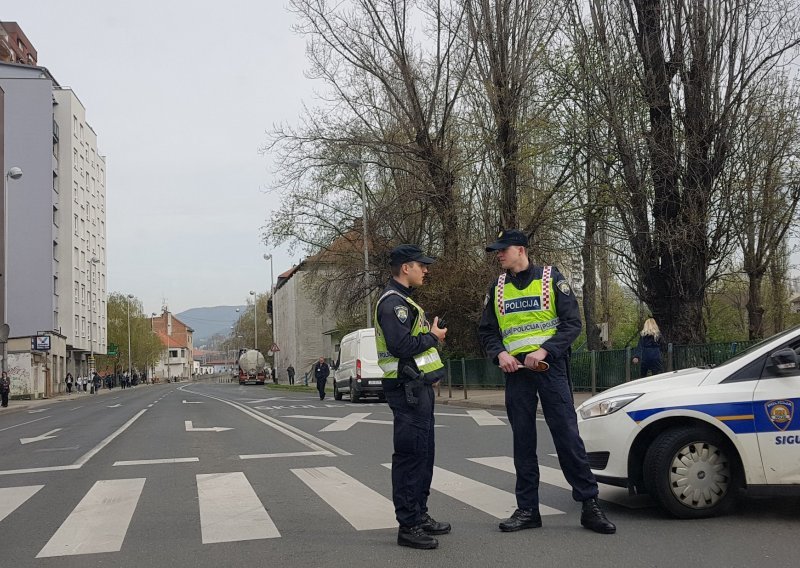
top-left (176, 305), bottom-right (245, 347)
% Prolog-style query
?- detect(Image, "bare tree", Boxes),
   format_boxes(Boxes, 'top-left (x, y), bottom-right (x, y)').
top-left (726, 73), bottom-right (800, 339)
top-left (567, 0), bottom-right (800, 344)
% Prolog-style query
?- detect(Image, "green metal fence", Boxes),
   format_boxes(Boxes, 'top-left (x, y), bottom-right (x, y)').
top-left (442, 339), bottom-right (759, 395)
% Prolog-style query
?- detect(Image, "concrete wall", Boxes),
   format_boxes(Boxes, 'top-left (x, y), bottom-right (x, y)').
top-left (274, 268), bottom-right (337, 382)
top-left (0, 64), bottom-right (57, 338)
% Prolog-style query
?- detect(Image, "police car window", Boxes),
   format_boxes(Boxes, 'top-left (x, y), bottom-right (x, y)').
top-left (759, 337), bottom-right (800, 380)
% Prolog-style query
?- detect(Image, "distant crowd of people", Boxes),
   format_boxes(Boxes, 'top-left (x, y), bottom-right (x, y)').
top-left (64, 371), bottom-right (152, 394)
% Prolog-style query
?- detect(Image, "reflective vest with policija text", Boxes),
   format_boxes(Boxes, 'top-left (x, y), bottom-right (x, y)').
top-left (374, 290), bottom-right (445, 379)
top-left (494, 266), bottom-right (559, 356)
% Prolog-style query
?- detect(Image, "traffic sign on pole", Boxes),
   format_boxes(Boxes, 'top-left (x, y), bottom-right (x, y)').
top-left (269, 343), bottom-right (280, 352)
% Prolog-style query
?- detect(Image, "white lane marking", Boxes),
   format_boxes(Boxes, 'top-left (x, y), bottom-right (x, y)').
top-left (72, 409), bottom-right (148, 468)
top-left (20, 428), bottom-right (62, 445)
top-left (0, 409), bottom-right (147, 475)
top-left (435, 410), bottom-right (507, 426)
top-left (179, 387), bottom-right (350, 456)
top-left (34, 446), bottom-right (80, 452)
top-left (107, 404), bottom-right (122, 408)
top-left (292, 466), bottom-right (395, 530)
top-left (36, 478), bottom-right (146, 557)
top-left (0, 485), bottom-right (44, 522)
top-left (197, 472), bottom-right (279, 543)
top-left (468, 456), bottom-right (648, 508)
top-left (240, 451), bottom-right (333, 460)
top-left (184, 420), bottom-right (233, 433)
top-left (0, 416), bottom-right (49, 432)
top-left (383, 463), bottom-right (563, 518)
top-left (113, 458), bottom-right (199, 466)
top-left (182, 400), bottom-right (203, 404)
top-left (27, 409), bottom-right (47, 414)
top-left (0, 465), bottom-right (81, 476)
top-left (285, 414), bottom-right (444, 430)
top-left (147, 404), bottom-right (153, 408)
top-left (70, 406), bottom-right (84, 411)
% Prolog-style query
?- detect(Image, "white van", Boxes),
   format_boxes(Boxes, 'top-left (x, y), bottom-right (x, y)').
top-left (333, 328), bottom-right (385, 402)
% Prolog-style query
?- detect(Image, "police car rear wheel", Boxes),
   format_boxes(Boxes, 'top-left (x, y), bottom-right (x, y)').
top-left (644, 426), bottom-right (739, 519)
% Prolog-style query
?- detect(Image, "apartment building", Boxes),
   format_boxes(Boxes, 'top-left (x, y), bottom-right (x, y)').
top-left (0, 22), bottom-right (38, 66)
top-left (53, 87), bottom-right (108, 365)
top-left (0, 60), bottom-right (108, 395)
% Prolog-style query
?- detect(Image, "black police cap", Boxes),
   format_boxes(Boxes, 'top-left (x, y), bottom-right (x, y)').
top-left (389, 244), bottom-right (436, 266)
top-left (485, 229), bottom-right (529, 252)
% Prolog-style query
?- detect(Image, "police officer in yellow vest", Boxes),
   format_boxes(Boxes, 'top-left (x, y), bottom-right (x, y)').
top-left (478, 230), bottom-right (615, 535)
top-left (375, 244), bottom-right (449, 550)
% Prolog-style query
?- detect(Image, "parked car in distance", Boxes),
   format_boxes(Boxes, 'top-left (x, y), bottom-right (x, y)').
top-left (333, 328), bottom-right (385, 402)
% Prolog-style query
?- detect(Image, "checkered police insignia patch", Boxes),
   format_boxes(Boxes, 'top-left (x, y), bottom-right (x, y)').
top-left (394, 305), bottom-right (409, 323)
top-left (557, 280), bottom-right (572, 295)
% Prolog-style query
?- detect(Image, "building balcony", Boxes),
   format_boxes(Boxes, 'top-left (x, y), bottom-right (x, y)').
top-left (53, 119), bottom-right (59, 143)
top-left (52, 154), bottom-right (59, 176)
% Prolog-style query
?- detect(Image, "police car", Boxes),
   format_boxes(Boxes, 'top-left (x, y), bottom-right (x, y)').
top-left (576, 325), bottom-right (800, 518)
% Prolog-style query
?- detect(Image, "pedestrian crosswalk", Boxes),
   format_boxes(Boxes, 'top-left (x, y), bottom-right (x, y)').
top-left (0, 456), bottom-right (643, 559)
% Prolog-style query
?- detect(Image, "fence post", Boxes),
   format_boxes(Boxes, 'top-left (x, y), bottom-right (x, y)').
top-left (625, 346), bottom-right (631, 382)
top-left (590, 350), bottom-right (597, 396)
top-left (447, 359), bottom-right (452, 399)
top-left (667, 343), bottom-right (674, 371)
top-left (462, 358), bottom-right (468, 399)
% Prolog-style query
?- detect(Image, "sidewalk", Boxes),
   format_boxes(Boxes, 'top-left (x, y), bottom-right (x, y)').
top-left (435, 388), bottom-right (595, 412)
top-left (1, 385), bottom-right (127, 416)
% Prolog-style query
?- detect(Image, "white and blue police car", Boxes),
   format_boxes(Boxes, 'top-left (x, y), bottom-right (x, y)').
top-left (576, 325), bottom-right (800, 518)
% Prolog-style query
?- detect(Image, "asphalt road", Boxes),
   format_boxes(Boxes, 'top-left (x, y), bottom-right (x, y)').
top-left (0, 379), bottom-right (798, 568)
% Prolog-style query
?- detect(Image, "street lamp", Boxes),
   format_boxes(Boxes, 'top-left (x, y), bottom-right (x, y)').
top-left (126, 294), bottom-right (134, 375)
top-left (89, 257), bottom-right (100, 374)
top-left (263, 254), bottom-right (275, 351)
top-left (2, 167), bottom-right (22, 373)
top-left (345, 160), bottom-right (372, 327)
top-left (151, 312), bottom-right (157, 381)
top-left (249, 290), bottom-right (257, 351)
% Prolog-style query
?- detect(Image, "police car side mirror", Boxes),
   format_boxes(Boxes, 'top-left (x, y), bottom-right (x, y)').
top-left (769, 348), bottom-right (798, 375)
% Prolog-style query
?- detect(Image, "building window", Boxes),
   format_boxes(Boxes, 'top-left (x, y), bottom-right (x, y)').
top-left (75, 315), bottom-right (79, 337)
top-left (74, 281), bottom-right (79, 302)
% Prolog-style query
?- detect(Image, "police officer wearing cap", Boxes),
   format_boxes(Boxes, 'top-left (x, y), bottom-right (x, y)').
top-left (478, 230), bottom-right (616, 535)
top-left (375, 244), bottom-right (450, 549)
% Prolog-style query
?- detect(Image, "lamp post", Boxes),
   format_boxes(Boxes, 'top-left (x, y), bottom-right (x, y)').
top-left (345, 160), bottom-right (371, 327)
top-left (126, 294), bottom-right (134, 375)
top-left (2, 167), bottom-right (23, 374)
top-left (89, 257), bottom-right (100, 375)
top-left (249, 290), bottom-right (257, 351)
top-left (151, 312), bottom-right (157, 381)
top-left (263, 254), bottom-right (275, 350)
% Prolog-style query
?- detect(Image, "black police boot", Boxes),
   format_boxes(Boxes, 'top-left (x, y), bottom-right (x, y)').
top-left (499, 508), bottom-right (542, 532)
top-left (580, 498), bottom-right (616, 534)
top-left (420, 513), bottom-right (451, 535)
top-left (397, 525), bottom-right (439, 549)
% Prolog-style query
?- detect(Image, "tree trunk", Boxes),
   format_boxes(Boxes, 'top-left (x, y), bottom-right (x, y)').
top-left (581, 207), bottom-right (602, 350)
top-left (746, 271), bottom-right (766, 340)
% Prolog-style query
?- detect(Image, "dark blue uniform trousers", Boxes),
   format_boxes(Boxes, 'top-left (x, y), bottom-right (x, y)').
top-left (505, 357), bottom-right (598, 510)
top-left (382, 380), bottom-right (435, 527)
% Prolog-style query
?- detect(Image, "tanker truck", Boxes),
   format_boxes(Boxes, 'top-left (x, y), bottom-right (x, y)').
top-left (237, 348), bottom-right (267, 385)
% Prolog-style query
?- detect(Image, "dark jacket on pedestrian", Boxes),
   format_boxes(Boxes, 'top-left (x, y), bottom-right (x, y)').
top-left (314, 362), bottom-right (330, 381)
top-left (0, 376), bottom-right (10, 393)
top-left (635, 334), bottom-right (664, 365)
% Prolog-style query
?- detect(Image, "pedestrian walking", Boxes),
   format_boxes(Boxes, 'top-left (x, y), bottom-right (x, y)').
top-left (65, 373), bottom-right (73, 394)
top-left (0, 371), bottom-right (10, 407)
top-left (632, 318), bottom-right (665, 377)
top-left (287, 365), bottom-right (295, 386)
top-left (375, 244), bottom-right (450, 550)
top-left (314, 357), bottom-right (329, 400)
top-left (478, 229), bottom-right (615, 535)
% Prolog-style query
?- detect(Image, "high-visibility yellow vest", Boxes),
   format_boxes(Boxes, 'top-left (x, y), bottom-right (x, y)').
top-left (494, 266), bottom-right (559, 356)
top-left (374, 290), bottom-right (444, 379)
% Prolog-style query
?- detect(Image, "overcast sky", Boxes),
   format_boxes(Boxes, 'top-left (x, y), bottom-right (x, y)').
top-left (6, 1), bottom-right (312, 315)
